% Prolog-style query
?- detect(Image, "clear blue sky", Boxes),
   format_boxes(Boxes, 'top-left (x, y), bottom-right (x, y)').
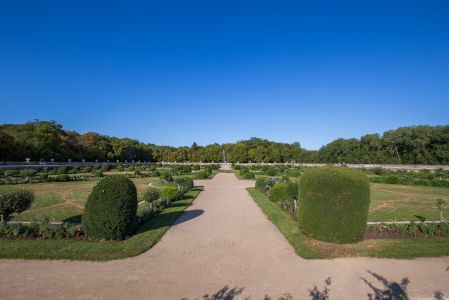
top-left (1, 1), bottom-right (448, 149)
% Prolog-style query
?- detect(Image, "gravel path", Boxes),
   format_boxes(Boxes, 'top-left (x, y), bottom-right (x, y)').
top-left (0, 172), bottom-right (448, 299)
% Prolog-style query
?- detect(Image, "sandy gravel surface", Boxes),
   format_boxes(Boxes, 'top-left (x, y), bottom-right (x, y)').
top-left (0, 172), bottom-right (448, 300)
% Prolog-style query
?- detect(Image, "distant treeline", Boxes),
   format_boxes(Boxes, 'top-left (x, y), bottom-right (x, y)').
top-left (0, 121), bottom-right (448, 164)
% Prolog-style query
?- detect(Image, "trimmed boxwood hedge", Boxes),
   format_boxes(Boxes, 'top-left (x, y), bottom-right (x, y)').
top-left (299, 166), bottom-right (370, 243)
top-left (82, 175), bottom-right (137, 240)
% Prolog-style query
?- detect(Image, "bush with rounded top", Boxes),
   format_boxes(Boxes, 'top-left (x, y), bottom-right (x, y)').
top-left (82, 175), bottom-right (137, 240)
top-left (160, 185), bottom-right (181, 205)
top-left (182, 165), bottom-right (192, 174)
top-left (94, 170), bottom-right (104, 177)
top-left (268, 183), bottom-right (289, 202)
top-left (174, 177), bottom-right (194, 194)
top-left (0, 187), bottom-right (34, 223)
top-left (143, 187), bottom-right (160, 202)
top-left (160, 170), bottom-right (174, 183)
top-left (299, 166), bottom-right (370, 243)
top-left (242, 172), bottom-right (255, 179)
top-left (194, 170), bottom-right (207, 179)
top-left (286, 181), bottom-right (298, 200)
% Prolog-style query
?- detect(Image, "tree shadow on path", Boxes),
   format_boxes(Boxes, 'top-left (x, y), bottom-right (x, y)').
top-left (180, 285), bottom-right (245, 300)
top-left (361, 270), bottom-right (409, 300)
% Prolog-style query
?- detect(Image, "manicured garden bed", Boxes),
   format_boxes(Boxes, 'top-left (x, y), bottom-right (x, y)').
top-left (0, 187), bottom-right (202, 260)
top-left (247, 187), bottom-right (449, 259)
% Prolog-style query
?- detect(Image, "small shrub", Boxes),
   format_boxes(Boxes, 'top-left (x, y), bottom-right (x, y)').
top-left (4, 169), bottom-right (19, 177)
top-left (242, 172), bottom-right (255, 179)
top-left (94, 170), bottom-right (104, 177)
top-left (0, 187), bottom-right (34, 223)
top-left (267, 167), bottom-right (276, 176)
top-left (182, 165), bottom-right (192, 174)
top-left (20, 169), bottom-right (37, 177)
top-left (36, 173), bottom-right (49, 180)
top-left (299, 166), bottom-right (370, 243)
top-left (174, 177), bottom-right (194, 194)
top-left (56, 174), bottom-right (71, 182)
top-left (385, 175), bottom-right (400, 184)
top-left (82, 175), bottom-right (137, 240)
top-left (268, 183), bottom-right (289, 202)
top-left (137, 201), bottom-right (154, 224)
top-left (194, 170), bottom-right (207, 179)
top-left (82, 167), bottom-right (93, 173)
top-left (160, 185), bottom-right (181, 205)
top-left (160, 170), bottom-right (174, 183)
top-left (58, 167), bottom-right (69, 175)
top-left (101, 164), bottom-right (110, 172)
top-left (142, 187), bottom-right (160, 203)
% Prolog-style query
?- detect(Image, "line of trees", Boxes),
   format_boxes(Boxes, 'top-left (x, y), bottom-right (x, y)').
top-left (0, 121), bottom-right (448, 164)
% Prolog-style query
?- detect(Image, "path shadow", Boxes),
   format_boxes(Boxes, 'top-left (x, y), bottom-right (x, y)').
top-left (361, 270), bottom-right (409, 300)
top-left (309, 277), bottom-right (331, 300)
top-left (63, 214), bottom-right (82, 223)
top-left (173, 209), bottom-right (204, 225)
top-left (180, 285), bottom-right (245, 300)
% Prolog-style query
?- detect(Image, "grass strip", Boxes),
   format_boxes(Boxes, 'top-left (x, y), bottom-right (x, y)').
top-left (0, 187), bottom-right (202, 261)
top-left (246, 187), bottom-right (321, 259)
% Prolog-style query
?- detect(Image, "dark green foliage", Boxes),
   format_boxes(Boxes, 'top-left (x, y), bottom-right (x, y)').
top-left (94, 170), bottom-right (104, 177)
top-left (242, 172), bottom-right (255, 179)
top-left (142, 187), bottom-right (160, 203)
top-left (193, 165), bottom-right (201, 171)
top-left (384, 175), bottom-right (400, 184)
top-left (268, 183), bottom-right (289, 202)
top-left (160, 170), bottom-right (174, 183)
top-left (286, 181), bottom-right (298, 200)
top-left (255, 178), bottom-right (266, 191)
top-left (267, 167), bottom-right (276, 176)
top-left (101, 164), bottom-right (110, 172)
top-left (2, 121), bottom-right (449, 164)
top-left (56, 174), bottom-right (70, 182)
top-left (82, 175), bottom-right (137, 240)
top-left (299, 166), bottom-right (370, 243)
top-left (0, 187), bottom-right (34, 223)
top-left (19, 169), bottom-right (37, 177)
top-left (194, 170), bottom-right (207, 179)
top-left (174, 177), bottom-right (194, 194)
top-left (182, 165), bottom-right (192, 174)
top-left (4, 170), bottom-right (19, 177)
top-left (82, 167), bottom-right (93, 173)
top-left (58, 167), bottom-right (69, 175)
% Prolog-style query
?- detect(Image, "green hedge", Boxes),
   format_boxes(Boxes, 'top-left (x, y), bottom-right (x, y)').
top-left (268, 183), bottom-right (289, 202)
top-left (299, 166), bottom-right (370, 243)
top-left (82, 175), bottom-right (137, 240)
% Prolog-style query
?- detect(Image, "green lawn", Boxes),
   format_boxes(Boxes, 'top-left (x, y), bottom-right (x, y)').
top-left (247, 187), bottom-right (449, 259)
top-left (369, 183), bottom-right (449, 221)
top-left (9, 177), bottom-right (158, 223)
top-left (0, 187), bottom-right (202, 261)
top-left (238, 172), bottom-right (449, 222)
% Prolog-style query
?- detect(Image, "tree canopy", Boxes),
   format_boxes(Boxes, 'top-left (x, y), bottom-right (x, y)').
top-left (0, 121), bottom-right (448, 164)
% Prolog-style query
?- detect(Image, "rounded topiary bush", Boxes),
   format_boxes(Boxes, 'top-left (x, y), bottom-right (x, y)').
top-left (268, 183), bottom-right (289, 202)
top-left (299, 166), bottom-right (370, 243)
top-left (82, 175), bottom-right (137, 240)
